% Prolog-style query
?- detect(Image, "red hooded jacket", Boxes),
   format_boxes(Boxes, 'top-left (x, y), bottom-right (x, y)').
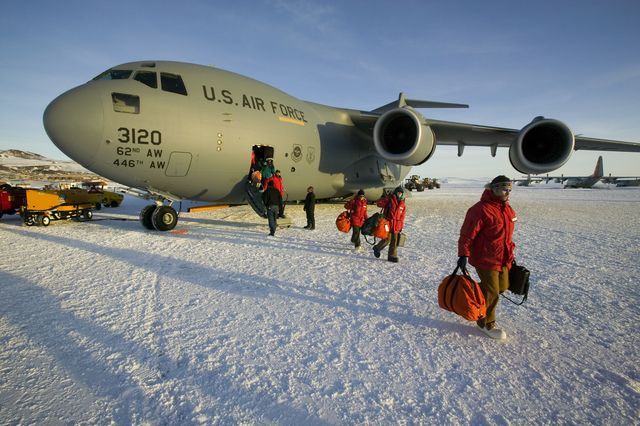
top-left (264, 175), bottom-right (284, 195)
top-left (377, 194), bottom-right (406, 233)
top-left (345, 196), bottom-right (368, 227)
top-left (458, 189), bottom-right (517, 271)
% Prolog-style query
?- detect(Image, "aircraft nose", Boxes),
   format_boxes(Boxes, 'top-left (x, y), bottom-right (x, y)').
top-left (43, 86), bottom-right (103, 168)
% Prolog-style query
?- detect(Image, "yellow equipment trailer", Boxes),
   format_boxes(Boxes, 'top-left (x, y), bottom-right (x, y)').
top-left (21, 189), bottom-right (94, 226)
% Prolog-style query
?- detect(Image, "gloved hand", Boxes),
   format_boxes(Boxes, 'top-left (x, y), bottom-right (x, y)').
top-left (457, 256), bottom-right (468, 269)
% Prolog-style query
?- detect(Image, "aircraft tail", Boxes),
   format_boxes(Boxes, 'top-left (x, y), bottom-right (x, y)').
top-left (593, 156), bottom-right (604, 178)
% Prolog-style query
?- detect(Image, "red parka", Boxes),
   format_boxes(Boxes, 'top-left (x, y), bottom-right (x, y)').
top-left (345, 196), bottom-right (368, 227)
top-left (377, 194), bottom-right (406, 233)
top-left (458, 189), bottom-right (517, 272)
top-left (264, 175), bottom-right (284, 196)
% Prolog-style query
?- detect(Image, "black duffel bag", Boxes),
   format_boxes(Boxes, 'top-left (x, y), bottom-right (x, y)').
top-left (502, 260), bottom-right (530, 305)
top-left (361, 212), bottom-right (381, 236)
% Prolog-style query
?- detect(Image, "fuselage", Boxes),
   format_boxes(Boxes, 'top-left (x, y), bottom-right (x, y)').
top-left (563, 177), bottom-right (600, 188)
top-left (563, 156), bottom-right (603, 188)
top-left (43, 61), bottom-right (409, 202)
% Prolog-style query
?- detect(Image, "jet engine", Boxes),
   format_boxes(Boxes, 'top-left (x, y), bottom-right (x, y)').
top-left (373, 107), bottom-right (435, 166)
top-left (509, 117), bottom-right (575, 174)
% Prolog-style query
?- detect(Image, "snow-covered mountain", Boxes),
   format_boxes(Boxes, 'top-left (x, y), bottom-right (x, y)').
top-left (0, 149), bottom-right (99, 183)
top-left (0, 149), bottom-right (47, 161)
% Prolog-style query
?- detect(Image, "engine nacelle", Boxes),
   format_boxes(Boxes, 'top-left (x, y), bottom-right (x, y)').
top-left (509, 117), bottom-right (575, 174)
top-left (373, 107), bottom-right (436, 166)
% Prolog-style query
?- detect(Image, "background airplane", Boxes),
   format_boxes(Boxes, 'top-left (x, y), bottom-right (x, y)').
top-left (43, 61), bottom-right (640, 230)
top-left (514, 174), bottom-right (537, 186)
top-left (562, 156), bottom-right (604, 188)
top-left (610, 179), bottom-right (640, 187)
top-left (514, 156), bottom-right (640, 188)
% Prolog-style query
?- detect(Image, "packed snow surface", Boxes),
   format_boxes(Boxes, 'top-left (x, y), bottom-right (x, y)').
top-left (1, 184), bottom-right (639, 424)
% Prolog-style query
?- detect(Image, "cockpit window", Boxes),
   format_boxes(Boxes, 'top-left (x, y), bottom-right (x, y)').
top-left (134, 71), bottom-right (158, 89)
top-left (93, 69), bottom-right (133, 81)
top-left (112, 93), bottom-right (140, 114)
top-left (161, 73), bottom-right (187, 96)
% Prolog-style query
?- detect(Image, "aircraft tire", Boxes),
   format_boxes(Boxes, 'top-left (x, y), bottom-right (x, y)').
top-left (151, 205), bottom-right (178, 231)
top-left (140, 205), bottom-right (157, 230)
top-left (83, 210), bottom-right (93, 220)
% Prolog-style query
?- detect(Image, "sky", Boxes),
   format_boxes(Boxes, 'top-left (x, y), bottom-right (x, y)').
top-left (1, 0), bottom-right (640, 178)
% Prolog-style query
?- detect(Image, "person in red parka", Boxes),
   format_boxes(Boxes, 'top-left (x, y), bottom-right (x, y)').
top-left (345, 189), bottom-right (368, 251)
top-left (373, 186), bottom-right (407, 263)
top-left (272, 170), bottom-right (286, 218)
top-left (264, 170), bottom-right (286, 218)
top-left (458, 175), bottom-right (517, 340)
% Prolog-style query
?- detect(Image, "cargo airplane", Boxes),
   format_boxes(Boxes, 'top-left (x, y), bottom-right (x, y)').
top-left (43, 61), bottom-right (640, 230)
top-left (514, 155), bottom-right (640, 188)
top-left (559, 155), bottom-right (605, 188)
top-left (514, 156), bottom-right (605, 187)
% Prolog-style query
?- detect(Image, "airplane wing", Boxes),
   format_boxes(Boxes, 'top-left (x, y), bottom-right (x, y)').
top-left (513, 176), bottom-right (544, 182)
top-left (372, 96), bottom-right (469, 114)
top-left (426, 119), bottom-right (640, 153)
top-left (350, 114), bottom-right (516, 148)
top-left (351, 114), bottom-right (615, 153)
top-left (572, 136), bottom-right (640, 152)
top-left (350, 92), bottom-right (640, 154)
top-left (349, 96), bottom-right (640, 175)
top-left (602, 175), bottom-right (640, 183)
top-left (427, 119), bottom-right (516, 148)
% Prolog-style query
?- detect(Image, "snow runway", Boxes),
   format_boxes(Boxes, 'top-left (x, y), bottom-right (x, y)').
top-left (1, 184), bottom-right (639, 424)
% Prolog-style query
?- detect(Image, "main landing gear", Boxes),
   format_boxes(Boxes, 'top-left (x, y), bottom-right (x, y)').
top-left (139, 204), bottom-right (178, 231)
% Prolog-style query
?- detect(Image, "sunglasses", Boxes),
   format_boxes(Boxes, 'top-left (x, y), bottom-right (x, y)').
top-left (492, 182), bottom-right (512, 192)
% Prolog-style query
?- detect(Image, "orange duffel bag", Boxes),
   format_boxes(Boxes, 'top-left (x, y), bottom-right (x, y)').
top-left (336, 211), bottom-right (351, 233)
top-left (372, 216), bottom-right (389, 240)
top-left (438, 266), bottom-right (486, 321)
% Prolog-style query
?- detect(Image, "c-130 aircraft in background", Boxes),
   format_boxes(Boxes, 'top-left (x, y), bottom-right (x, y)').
top-left (43, 61), bottom-right (640, 231)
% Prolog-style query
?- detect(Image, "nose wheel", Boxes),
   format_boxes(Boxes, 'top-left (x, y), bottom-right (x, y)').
top-left (139, 204), bottom-right (178, 231)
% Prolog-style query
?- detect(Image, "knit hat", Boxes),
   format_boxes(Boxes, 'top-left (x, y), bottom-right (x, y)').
top-left (490, 175), bottom-right (512, 185)
top-left (357, 189), bottom-right (365, 196)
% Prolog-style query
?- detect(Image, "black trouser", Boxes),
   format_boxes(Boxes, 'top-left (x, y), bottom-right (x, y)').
top-left (305, 211), bottom-right (315, 229)
top-left (267, 205), bottom-right (279, 234)
top-left (351, 226), bottom-right (362, 247)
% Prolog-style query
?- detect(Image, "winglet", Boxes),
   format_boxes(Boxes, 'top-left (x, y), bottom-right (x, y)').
top-left (372, 92), bottom-right (469, 113)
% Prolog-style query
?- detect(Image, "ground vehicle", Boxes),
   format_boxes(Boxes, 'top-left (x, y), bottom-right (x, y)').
top-left (20, 189), bottom-right (94, 226)
top-left (404, 175), bottom-right (424, 192)
top-left (0, 185), bottom-right (27, 219)
top-left (81, 181), bottom-right (124, 208)
top-left (422, 177), bottom-right (441, 189)
top-left (43, 181), bottom-right (123, 210)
